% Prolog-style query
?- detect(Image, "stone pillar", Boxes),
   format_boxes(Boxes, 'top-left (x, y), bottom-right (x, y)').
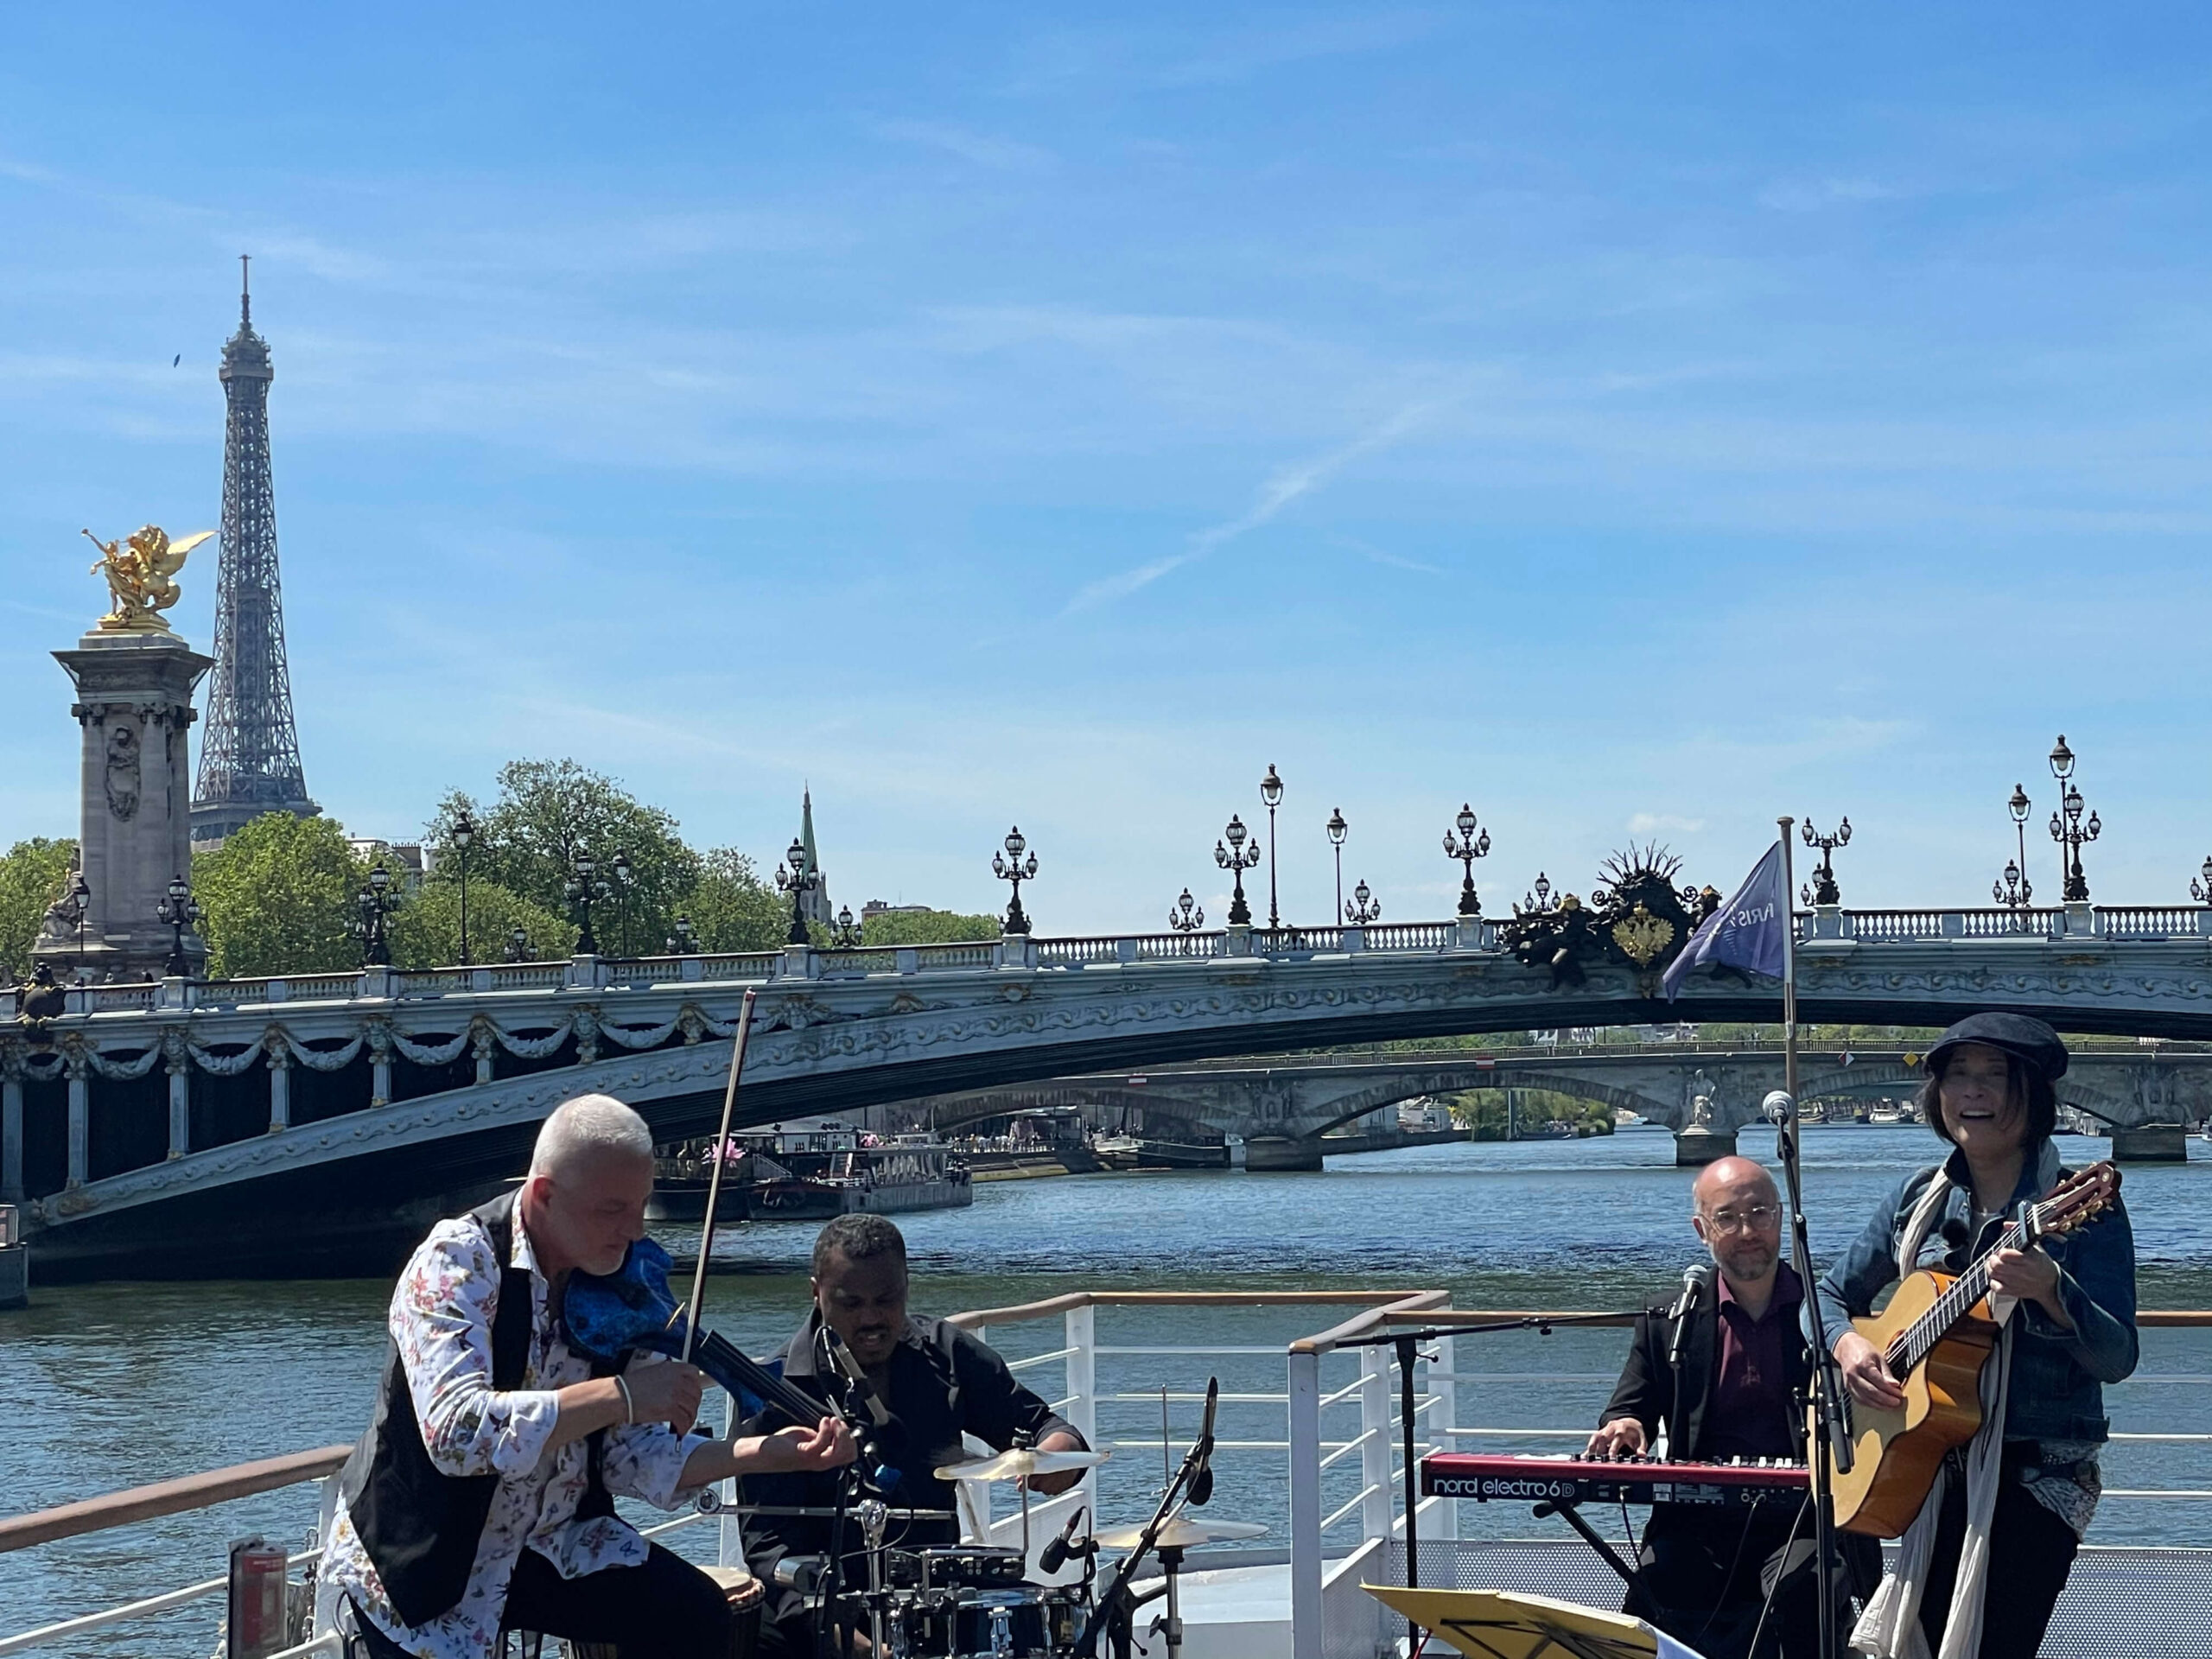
top-left (1674, 1124), bottom-right (1738, 1166)
top-left (163, 1029), bottom-right (190, 1159)
top-left (1, 1046), bottom-right (23, 1201)
top-left (266, 1033), bottom-right (291, 1132)
top-left (34, 631), bottom-right (213, 983)
top-left (65, 1043), bottom-right (90, 1188)
top-left (2111, 1122), bottom-right (2188, 1162)
top-left (1243, 1135), bottom-right (1324, 1172)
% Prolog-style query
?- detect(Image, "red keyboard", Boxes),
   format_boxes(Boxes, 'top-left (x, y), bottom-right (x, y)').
top-left (1420, 1453), bottom-right (1808, 1510)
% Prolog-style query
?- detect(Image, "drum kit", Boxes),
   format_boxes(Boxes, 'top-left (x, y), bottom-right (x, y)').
top-left (764, 1389), bottom-right (1263, 1659)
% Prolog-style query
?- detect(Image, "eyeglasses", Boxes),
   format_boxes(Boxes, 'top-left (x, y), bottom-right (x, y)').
top-left (1705, 1203), bottom-right (1780, 1234)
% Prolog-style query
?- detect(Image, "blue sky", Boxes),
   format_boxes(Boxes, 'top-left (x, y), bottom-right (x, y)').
top-left (5, 5), bottom-right (2211, 932)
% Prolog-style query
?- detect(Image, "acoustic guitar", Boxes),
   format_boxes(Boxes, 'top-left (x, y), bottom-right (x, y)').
top-left (1825, 1160), bottom-right (2122, 1538)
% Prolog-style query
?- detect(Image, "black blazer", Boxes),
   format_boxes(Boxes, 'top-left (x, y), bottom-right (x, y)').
top-left (1598, 1270), bottom-right (1811, 1462)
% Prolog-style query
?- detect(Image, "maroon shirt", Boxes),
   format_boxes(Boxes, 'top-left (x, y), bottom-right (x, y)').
top-left (1702, 1260), bottom-right (1802, 1461)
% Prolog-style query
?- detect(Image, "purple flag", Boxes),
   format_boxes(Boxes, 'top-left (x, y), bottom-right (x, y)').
top-left (1662, 840), bottom-right (1787, 1001)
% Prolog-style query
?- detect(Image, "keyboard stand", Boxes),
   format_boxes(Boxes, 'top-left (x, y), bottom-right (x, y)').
top-left (1530, 1497), bottom-right (1662, 1624)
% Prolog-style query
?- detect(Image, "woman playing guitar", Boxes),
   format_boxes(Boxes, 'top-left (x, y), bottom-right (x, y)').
top-left (1814, 1014), bottom-right (2138, 1659)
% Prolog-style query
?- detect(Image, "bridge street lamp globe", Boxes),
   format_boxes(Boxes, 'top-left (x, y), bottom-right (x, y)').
top-left (158, 874), bottom-right (202, 979)
top-left (774, 837), bottom-right (818, 947)
top-left (1344, 879), bottom-right (1381, 926)
top-left (2007, 783), bottom-right (2032, 906)
top-left (353, 863), bottom-right (397, 969)
top-left (1167, 887), bottom-right (1206, 932)
top-left (1442, 804), bottom-right (1491, 918)
top-left (1799, 817), bottom-right (1851, 907)
top-left (1216, 815), bottom-right (1260, 926)
top-left (505, 924), bottom-right (532, 963)
top-left (1522, 872), bottom-right (1553, 914)
top-left (830, 905), bottom-right (864, 949)
top-left (666, 912), bottom-right (700, 956)
top-left (449, 805), bottom-right (476, 966)
top-left (565, 849), bottom-right (604, 956)
top-left (1259, 765), bottom-right (1284, 929)
top-left (609, 847), bottom-right (634, 957)
top-left (1993, 858), bottom-right (2033, 920)
top-left (992, 826), bottom-right (1039, 936)
top-left (2190, 858), bottom-right (2212, 909)
top-left (1325, 807), bottom-right (1348, 920)
top-left (68, 872), bottom-right (90, 981)
top-left (2048, 734), bottom-right (2101, 903)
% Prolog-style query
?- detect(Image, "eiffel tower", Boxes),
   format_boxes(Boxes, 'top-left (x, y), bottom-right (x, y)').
top-left (193, 257), bottom-right (319, 845)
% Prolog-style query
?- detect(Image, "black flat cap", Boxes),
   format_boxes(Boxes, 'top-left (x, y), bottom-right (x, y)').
top-left (1923, 1013), bottom-right (2069, 1083)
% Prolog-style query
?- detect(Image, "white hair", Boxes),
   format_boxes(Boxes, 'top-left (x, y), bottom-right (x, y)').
top-left (531, 1092), bottom-right (654, 1179)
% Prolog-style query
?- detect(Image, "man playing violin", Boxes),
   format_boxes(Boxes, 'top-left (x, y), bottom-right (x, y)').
top-left (1588, 1156), bottom-right (1876, 1659)
top-left (321, 1092), bottom-right (855, 1659)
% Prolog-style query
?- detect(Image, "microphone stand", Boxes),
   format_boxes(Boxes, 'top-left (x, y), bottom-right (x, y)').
top-left (1775, 817), bottom-right (1853, 1659)
top-left (1072, 1381), bottom-right (1218, 1659)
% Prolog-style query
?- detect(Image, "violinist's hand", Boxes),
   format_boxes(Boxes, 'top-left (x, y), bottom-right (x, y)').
top-left (1584, 1418), bottom-right (1646, 1460)
top-left (623, 1360), bottom-right (707, 1436)
top-left (747, 1417), bottom-right (858, 1474)
top-left (1834, 1332), bottom-right (1905, 1410)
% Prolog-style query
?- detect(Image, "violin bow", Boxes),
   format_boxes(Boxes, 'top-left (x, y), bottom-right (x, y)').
top-left (681, 988), bottom-right (757, 1365)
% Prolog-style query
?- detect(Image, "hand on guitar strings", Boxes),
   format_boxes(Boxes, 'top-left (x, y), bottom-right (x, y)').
top-left (1986, 1244), bottom-right (2073, 1328)
top-left (1832, 1332), bottom-right (1906, 1409)
top-left (1584, 1417), bottom-right (1648, 1459)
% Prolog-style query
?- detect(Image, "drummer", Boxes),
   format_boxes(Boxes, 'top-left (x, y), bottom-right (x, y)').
top-left (744, 1215), bottom-right (1090, 1652)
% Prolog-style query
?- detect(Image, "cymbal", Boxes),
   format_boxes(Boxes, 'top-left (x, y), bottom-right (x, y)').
top-left (1094, 1516), bottom-right (1268, 1550)
top-left (933, 1447), bottom-right (1112, 1484)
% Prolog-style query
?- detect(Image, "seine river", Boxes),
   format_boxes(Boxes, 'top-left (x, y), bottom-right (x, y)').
top-left (5, 1127), bottom-right (2208, 1650)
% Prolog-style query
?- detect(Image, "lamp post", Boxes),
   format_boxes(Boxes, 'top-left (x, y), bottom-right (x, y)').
top-left (830, 905), bottom-right (864, 948)
top-left (774, 837), bottom-right (817, 947)
top-left (2191, 858), bottom-right (2212, 908)
top-left (505, 925), bottom-right (532, 963)
top-left (1442, 804), bottom-right (1491, 918)
top-left (1325, 807), bottom-right (1347, 920)
top-left (1344, 879), bottom-right (1381, 926)
top-left (1260, 765), bottom-right (1284, 929)
top-left (565, 849), bottom-right (604, 956)
top-left (68, 873), bottom-right (90, 981)
top-left (353, 863), bottom-right (397, 968)
top-left (2048, 734), bottom-right (2101, 903)
top-left (2007, 783), bottom-right (2032, 906)
top-left (1167, 887), bottom-right (1205, 932)
top-left (1522, 872), bottom-right (1553, 913)
top-left (666, 913), bottom-right (700, 955)
top-left (450, 806), bottom-right (476, 965)
top-left (992, 826), bottom-right (1039, 935)
top-left (1798, 817), bottom-right (1851, 906)
top-left (1993, 858), bottom-right (2033, 918)
top-left (1216, 815), bottom-right (1260, 926)
top-left (157, 874), bottom-right (201, 978)
top-left (609, 847), bottom-right (633, 957)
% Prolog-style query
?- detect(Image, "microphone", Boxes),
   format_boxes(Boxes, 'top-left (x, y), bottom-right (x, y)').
top-left (822, 1330), bottom-right (891, 1428)
top-left (1763, 1089), bottom-right (1796, 1121)
top-left (771, 1554), bottom-right (828, 1595)
top-left (1666, 1263), bottom-right (1711, 1369)
top-left (1189, 1377), bottom-right (1221, 1507)
top-left (1039, 1506), bottom-right (1090, 1574)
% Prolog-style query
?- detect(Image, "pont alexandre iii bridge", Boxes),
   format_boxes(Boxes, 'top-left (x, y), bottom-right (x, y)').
top-left (7, 901), bottom-right (2212, 1279)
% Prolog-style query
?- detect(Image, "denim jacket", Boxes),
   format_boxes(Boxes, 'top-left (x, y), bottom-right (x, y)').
top-left (1812, 1140), bottom-right (2137, 1446)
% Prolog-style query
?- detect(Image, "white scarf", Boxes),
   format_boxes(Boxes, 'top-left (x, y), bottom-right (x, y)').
top-left (1847, 1148), bottom-right (2052, 1659)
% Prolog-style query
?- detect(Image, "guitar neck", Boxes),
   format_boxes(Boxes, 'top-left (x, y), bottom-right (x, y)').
top-left (1885, 1211), bottom-right (2032, 1375)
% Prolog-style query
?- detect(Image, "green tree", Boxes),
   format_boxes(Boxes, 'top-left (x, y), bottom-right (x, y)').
top-left (0, 837), bottom-right (77, 977)
top-left (192, 813), bottom-right (378, 978)
top-left (388, 879), bottom-right (574, 969)
top-left (430, 760), bottom-right (702, 957)
top-left (683, 848), bottom-right (788, 953)
top-left (860, 907), bottom-right (1002, 946)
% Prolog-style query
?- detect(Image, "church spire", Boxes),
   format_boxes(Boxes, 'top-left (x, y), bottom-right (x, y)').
top-left (796, 785), bottom-right (831, 924)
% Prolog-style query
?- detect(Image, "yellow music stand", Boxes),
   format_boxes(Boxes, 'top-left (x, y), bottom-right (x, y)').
top-left (1363, 1585), bottom-right (1708, 1659)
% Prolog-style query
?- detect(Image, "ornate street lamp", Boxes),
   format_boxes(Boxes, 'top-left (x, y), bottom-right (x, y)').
top-left (565, 849), bottom-right (605, 955)
top-left (505, 924), bottom-right (532, 963)
top-left (1344, 879), bottom-right (1381, 926)
top-left (1993, 858), bottom-right (2033, 915)
top-left (992, 826), bottom-right (1039, 935)
top-left (666, 912), bottom-right (700, 955)
top-left (1442, 804), bottom-right (1491, 918)
top-left (68, 873), bottom-right (90, 980)
top-left (774, 837), bottom-right (818, 947)
top-left (2048, 734), bottom-right (2101, 903)
top-left (1259, 765), bottom-right (1284, 929)
top-left (1216, 815), bottom-right (1260, 926)
top-left (449, 806), bottom-right (476, 965)
top-left (1799, 817), bottom-right (1852, 906)
top-left (609, 847), bottom-right (634, 957)
top-left (1167, 887), bottom-right (1205, 932)
top-left (1522, 872), bottom-right (1553, 913)
top-left (830, 904), bottom-right (864, 948)
top-left (353, 863), bottom-right (397, 968)
top-left (2007, 783), bottom-right (2032, 904)
top-left (157, 874), bottom-right (201, 978)
top-left (2191, 857), bottom-right (2212, 908)
top-left (1325, 807), bottom-right (1348, 920)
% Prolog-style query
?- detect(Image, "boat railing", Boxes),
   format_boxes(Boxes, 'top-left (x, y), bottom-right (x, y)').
top-left (6, 1297), bottom-right (2210, 1657)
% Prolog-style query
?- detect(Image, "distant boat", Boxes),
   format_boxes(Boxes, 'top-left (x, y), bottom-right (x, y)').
top-left (650, 1122), bottom-right (972, 1222)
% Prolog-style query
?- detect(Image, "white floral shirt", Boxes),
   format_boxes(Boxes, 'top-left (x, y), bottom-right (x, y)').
top-left (320, 1213), bottom-right (699, 1659)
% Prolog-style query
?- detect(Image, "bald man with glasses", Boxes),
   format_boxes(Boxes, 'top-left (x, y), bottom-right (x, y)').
top-left (1586, 1157), bottom-right (1876, 1659)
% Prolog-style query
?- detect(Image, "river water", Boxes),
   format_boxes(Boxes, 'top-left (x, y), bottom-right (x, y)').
top-left (5, 1126), bottom-right (2208, 1649)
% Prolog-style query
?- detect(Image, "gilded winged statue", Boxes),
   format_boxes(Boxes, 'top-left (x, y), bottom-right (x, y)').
top-left (83, 524), bottom-right (213, 632)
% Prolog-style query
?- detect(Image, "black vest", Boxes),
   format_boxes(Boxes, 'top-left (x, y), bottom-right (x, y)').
top-left (340, 1192), bottom-right (613, 1629)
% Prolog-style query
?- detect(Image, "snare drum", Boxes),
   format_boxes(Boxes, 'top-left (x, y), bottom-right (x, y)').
top-left (890, 1583), bottom-right (1080, 1658)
